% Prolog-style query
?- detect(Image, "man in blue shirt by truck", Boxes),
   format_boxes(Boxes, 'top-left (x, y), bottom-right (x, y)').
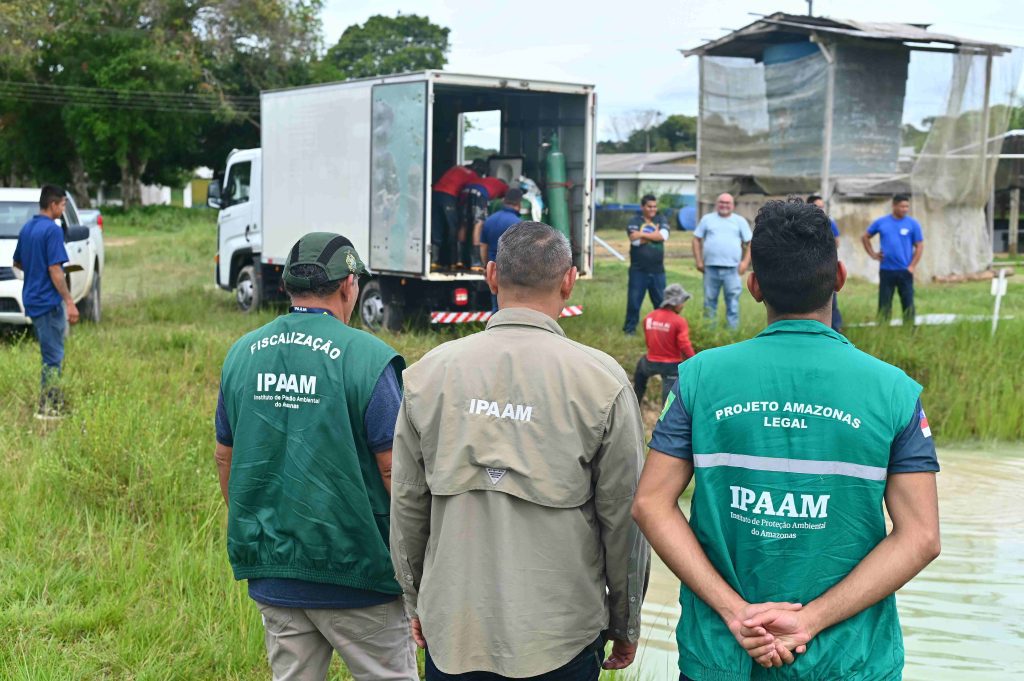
top-left (13, 185), bottom-right (80, 419)
top-left (862, 194), bottom-right (924, 325)
top-left (480, 188), bottom-right (524, 311)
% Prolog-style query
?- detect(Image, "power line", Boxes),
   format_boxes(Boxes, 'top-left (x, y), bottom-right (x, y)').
top-left (0, 80), bottom-right (259, 115)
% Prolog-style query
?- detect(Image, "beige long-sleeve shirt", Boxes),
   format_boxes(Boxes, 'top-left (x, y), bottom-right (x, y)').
top-left (390, 307), bottom-right (650, 677)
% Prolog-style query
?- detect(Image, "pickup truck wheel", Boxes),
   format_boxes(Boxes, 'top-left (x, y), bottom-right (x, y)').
top-left (236, 265), bottom-right (261, 313)
top-left (81, 265), bottom-right (101, 323)
top-left (359, 279), bottom-right (403, 333)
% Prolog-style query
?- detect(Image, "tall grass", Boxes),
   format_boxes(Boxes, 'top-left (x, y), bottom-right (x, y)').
top-left (0, 207), bottom-right (1019, 679)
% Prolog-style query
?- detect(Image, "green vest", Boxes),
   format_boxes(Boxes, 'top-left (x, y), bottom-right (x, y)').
top-left (674, 320), bottom-right (920, 681)
top-left (220, 311), bottom-right (404, 594)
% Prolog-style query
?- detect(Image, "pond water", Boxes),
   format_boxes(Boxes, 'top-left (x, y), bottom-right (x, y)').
top-left (628, 447), bottom-right (1024, 680)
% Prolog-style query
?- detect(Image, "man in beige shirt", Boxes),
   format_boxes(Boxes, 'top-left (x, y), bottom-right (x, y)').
top-left (391, 221), bottom-right (650, 680)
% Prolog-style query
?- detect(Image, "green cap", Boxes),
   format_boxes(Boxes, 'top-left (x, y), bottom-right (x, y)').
top-left (282, 232), bottom-right (370, 290)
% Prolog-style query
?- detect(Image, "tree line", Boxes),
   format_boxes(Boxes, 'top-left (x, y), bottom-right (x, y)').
top-left (0, 2), bottom-right (449, 207)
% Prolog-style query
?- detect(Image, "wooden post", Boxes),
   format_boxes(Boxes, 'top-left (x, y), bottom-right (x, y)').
top-left (815, 37), bottom-right (836, 205)
top-left (1010, 187), bottom-right (1020, 257)
top-left (982, 52), bottom-right (994, 244)
top-left (696, 55), bottom-right (705, 219)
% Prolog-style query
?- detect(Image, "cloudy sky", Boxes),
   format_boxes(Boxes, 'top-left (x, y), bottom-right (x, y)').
top-left (321, 0), bottom-right (1024, 142)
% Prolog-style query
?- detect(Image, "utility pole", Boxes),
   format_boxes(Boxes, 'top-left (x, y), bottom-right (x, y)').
top-left (807, 0), bottom-right (814, 16)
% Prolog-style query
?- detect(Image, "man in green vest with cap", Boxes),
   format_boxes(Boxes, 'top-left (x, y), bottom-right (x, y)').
top-left (632, 199), bottom-right (941, 680)
top-left (214, 232), bottom-right (417, 681)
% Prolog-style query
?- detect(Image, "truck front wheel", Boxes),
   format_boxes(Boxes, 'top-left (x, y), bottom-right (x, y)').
top-left (236, 265), bottom-right (261, 313)
top-left (358, 279), bottom-right (404, 333)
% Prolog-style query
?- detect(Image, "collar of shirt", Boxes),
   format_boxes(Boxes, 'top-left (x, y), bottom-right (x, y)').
top-left (485, 306), bottom-right (566, 337)
top-left (756, 319), bottom-right (849, 345)
top-left (500, 206), bottom-right (519, 215)
top-left (289, 306), bottom-right (336, 317)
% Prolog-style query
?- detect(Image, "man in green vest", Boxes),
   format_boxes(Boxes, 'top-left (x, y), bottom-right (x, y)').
top-left (214, 233), bottom-right (417, 681)
top-left (632, 199), bottom-right (941, 680)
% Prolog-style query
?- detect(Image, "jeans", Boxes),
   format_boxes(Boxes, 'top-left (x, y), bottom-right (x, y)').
top-left (831, 292), bottom-right (843, 332)
top-left (633, 356), bottom-right (678, 405)
top-left (431, 192), bottom-right (459, 265)
top-left (425, 636), bottom-right (605, 680)
top-left (624, 269), bottom-right (666, 333)
top-left (703, 265), bottom-right (742, 329)
top-left (878, 269), bottom-right (915, 325)
top-left (31, 303), bottom-right (66, 409)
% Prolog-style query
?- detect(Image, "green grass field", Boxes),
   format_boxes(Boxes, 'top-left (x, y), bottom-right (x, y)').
top-left (0, 207), bottom-right (1020, 679)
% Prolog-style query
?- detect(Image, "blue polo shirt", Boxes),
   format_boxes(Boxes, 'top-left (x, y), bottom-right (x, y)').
top-left (481, 206), bottom-right (522, 263)
top-left (867, 215), bottom-right (923, 271)
top-left (13, 215), bottom-right (68, 318)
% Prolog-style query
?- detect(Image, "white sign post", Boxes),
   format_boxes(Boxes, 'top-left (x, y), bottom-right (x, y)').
top-left (991, 268), bottom-right (1008, 335)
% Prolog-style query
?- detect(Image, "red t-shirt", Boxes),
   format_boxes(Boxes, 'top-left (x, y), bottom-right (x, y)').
top-left (475, 177), bottom-right (508, 200)
top-left (433, 166), bottom-right (479, 197)
top-left (643, 307), bottom-right (695, 363)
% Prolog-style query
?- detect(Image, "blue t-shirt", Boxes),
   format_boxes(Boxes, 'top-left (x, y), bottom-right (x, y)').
top-left (649, 384), bottom-right (939, 474)
top-left (867, 215), bottom-right (923, 271)
top-left (694, 212), bottom-right (752, 267)
top-left (215, 310), bottom-right (404, 609)
top-left (830, 218), bottom-right (840, 238)
top-left (13, 215), bottom-right (68, 318)
top-left (481, 206), bottom-right (522, 263)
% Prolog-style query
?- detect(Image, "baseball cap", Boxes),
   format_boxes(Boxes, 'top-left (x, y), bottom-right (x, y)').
top-left (661, 283), bottom-right (692, 307)
top-left (504, 187), bottom-right (524, 204)
top-left (282, 232), bottom-right (370, 290)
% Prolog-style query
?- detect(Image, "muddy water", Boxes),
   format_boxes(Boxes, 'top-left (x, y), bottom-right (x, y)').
top-left (630, 447), bottom-right (1024, 680)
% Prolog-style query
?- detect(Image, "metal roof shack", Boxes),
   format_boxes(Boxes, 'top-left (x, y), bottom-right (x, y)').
top-left (681, 12), bottom-right (1021, 279)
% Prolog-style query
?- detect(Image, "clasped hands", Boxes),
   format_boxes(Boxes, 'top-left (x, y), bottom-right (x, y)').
top-left (727, 601), bottom-right (815, 669)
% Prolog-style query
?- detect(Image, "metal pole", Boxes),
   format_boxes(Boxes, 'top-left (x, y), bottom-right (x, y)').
top-left (696, 55), bottom-right (705, 219)
top-left (593, 234), bottom-right (626, 261)
top-left (982, 52), bottom-right (994, 245)
top-left (1009, 187), bottom-right (1020, 257)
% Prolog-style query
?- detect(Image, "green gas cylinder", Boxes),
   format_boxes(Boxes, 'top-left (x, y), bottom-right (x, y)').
top-left (544, 133), bottom-right (571, 239)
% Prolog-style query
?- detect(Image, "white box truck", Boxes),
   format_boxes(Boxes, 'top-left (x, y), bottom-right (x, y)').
top-left (208, 70), bottom-right (596, 331)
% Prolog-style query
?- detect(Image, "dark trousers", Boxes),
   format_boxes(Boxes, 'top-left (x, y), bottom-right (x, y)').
top-left (30, 303), bottom-right (66, 409)
top-left (431, 192), bottom-right (459, 265)
top-left (624, 269), bottom-right (666, 334)
top-left (425, 636), bottom-right (605, 680)
top-left (831, 292), bottom-right (843, 332)
top-left (634, 356), bottom-right (678, 405)
top-left (878, 269), bottom-right (915, 325)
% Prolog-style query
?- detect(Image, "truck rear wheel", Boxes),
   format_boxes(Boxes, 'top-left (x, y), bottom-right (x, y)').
top-left (236, 265), bottom-right (261, 313)
top-left (81, 265), bottom-right (101, 323)
top-left (359, 279), bottom-right (404, 333)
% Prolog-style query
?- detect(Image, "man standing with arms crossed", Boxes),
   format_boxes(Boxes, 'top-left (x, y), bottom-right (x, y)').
top-left (693, 193), bottom-right (751, 330)
top-left (863, 194), bottom-right (924, 325)
top-left (214, 233), bottom-right (416, 681)
top-left (633, 200), bottom-right (940, 680)
top-left (13, 185), bottom-right (79, 419)
top-left (623, 194), bottom-right (670, 335)
top-left (392, 221), bottom-right (650, 680)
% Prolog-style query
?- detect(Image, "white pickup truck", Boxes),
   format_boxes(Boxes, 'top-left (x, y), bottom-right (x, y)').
top-left (0, 188), bottom-right (104, 325)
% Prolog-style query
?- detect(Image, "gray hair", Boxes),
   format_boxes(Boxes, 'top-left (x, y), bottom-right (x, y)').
top-left (496, 221), bottom-right (572, 290)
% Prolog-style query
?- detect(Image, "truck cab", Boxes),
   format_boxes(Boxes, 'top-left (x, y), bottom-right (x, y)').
top-left (210, 148), bottom-right (263, 311)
